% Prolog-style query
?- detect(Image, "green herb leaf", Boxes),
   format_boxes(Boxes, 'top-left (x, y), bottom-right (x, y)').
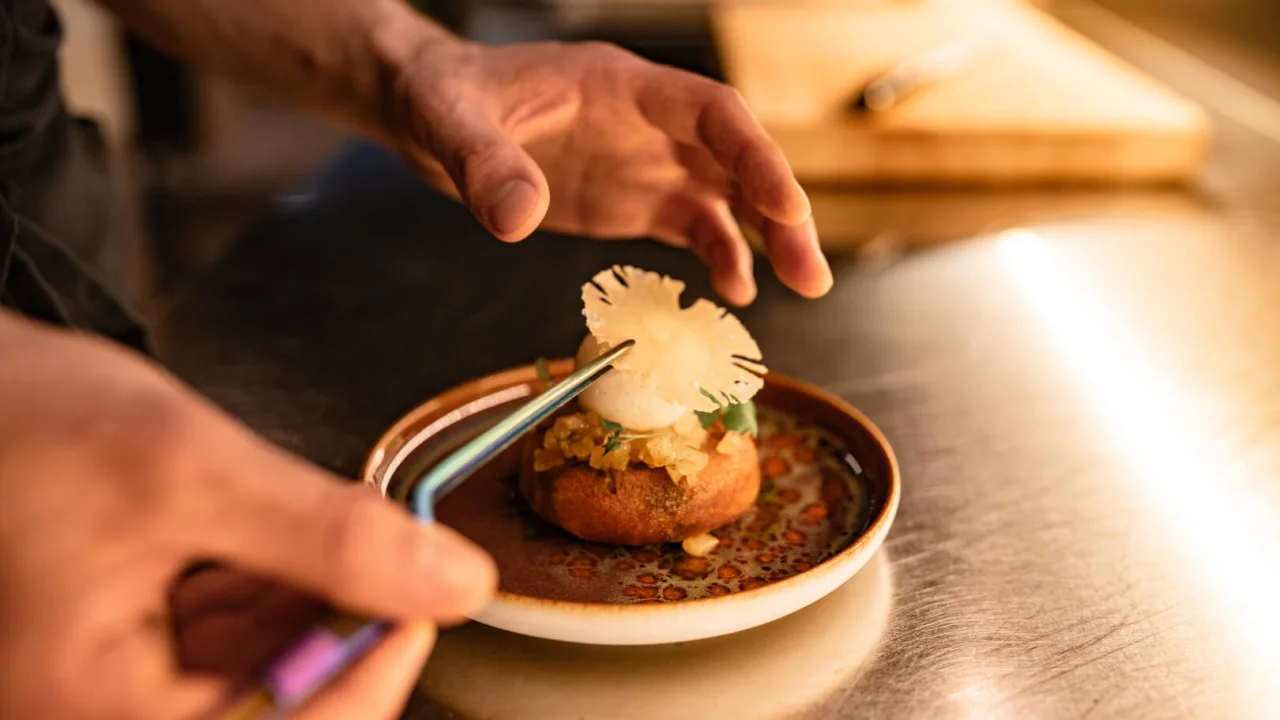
top-left (534, 357), bottom-right (552, 385)
top-left (721, 400), bottom-right (758, 437)
top-left (695, 390), bottom-right (725, 429)
top-left (600, 418), bottom-right (625, 454)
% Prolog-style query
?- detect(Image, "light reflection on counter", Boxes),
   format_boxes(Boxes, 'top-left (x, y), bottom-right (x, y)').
top-left (996, 228), bottom-right (1280, 712)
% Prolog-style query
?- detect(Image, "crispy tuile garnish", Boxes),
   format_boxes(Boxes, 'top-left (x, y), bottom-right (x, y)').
top-left (582, 266), bottom-right (766, 412)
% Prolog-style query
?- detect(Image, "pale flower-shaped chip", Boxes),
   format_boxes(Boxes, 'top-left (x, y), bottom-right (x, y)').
top-left (582, 266), bottom-right (766, 412)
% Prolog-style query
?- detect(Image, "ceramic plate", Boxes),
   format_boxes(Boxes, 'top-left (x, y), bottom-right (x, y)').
top-left (363, 360), bottom-right (899, 646)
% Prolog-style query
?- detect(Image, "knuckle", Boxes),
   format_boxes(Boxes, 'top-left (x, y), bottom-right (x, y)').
top-left (458, 143), bottom-right (508, 192)
top-left (723, 84), bottom-right (749, 108)
top-left (538, 39), bottom-right (573, 54)
top-left (578, 41), bottom-right (643, 81)
top-left (108, 391), bottom-right (198, 515)
top-left (385, 42), bottom-right (477, 147)
top-left (579, 40), bottom-right (627, 60)
top-left (401, 81), bottom-right (461, 155)
top-left (705, 85), bottom-right (752, 137)
top-left (705, 80), bottom-right (744, 107)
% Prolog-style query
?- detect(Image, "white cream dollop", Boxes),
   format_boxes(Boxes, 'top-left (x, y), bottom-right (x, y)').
top-left (576, 334), bottom-right (687, 431)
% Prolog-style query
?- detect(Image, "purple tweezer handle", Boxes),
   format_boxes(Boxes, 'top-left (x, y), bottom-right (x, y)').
top-left (209, 617), bottom-right (391, 720)
top-left (210, 344), bottom-right (638, 718)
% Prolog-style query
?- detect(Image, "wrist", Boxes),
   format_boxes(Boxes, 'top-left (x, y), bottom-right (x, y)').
top-left (359, 0), bottom-right (478, 140)
top-left (366, 1), bottom-right (470, 69)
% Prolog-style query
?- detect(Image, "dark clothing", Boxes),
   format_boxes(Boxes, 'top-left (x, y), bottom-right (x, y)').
top-left (0, 0), bottom-right (148, 351)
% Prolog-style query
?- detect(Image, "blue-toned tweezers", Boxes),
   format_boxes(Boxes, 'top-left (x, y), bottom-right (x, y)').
top-left (209, 340), bottom-right (633, 720)
top-left (411, 339), bottom-right (634, 521)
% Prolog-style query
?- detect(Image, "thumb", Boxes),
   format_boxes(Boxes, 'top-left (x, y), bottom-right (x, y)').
top-left (180, 443), bottom-right (497, 624)
top-left (425, 106), bottom-right (550, 242)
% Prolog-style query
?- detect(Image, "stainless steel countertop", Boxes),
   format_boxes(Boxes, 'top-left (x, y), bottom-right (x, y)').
top-left (153, 2), bottom-right (1280, 717)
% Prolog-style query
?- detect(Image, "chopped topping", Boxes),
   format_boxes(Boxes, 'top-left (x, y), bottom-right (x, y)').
top-left (535, 409), bottom-right (727, 481)
top-left (532, 447), bottom-right (565, 472)
top-left (682, 533), bottom-right (720, 557)
top-left (638, 435), bottom-right (708, 483)
top-left (582, 266), bottom-right (766, 412)
top-left (636, 434), bottom-right (677, 467)
top-left (670, 445), bottom-right (711, 479)
top-left (542, 412), bottom-right (602, 461)
top-left (717, 431), bottom-right (746, 455)
top-left (589, 444), bottom-right (631, 472)
top-left (672, 411), bottom-right (706, 439)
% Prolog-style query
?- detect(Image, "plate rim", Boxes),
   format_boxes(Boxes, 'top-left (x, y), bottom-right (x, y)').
top-left (361, 359), bottom-right (900, 615)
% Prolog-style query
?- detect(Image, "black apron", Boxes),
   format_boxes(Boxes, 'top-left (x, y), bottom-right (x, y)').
top-left (0, 0), bottom-right (149, 352)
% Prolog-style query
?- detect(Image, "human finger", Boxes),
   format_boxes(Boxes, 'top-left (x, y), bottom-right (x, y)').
top-left (175, 440), bottom-right (496, 625)
top-left (411, 100), bottom-right (550, 242)
top-left (732, 195), bottom-right (832, 299)
top-left (636, 68), bottom-right (810, 226)
top-left (651, 191), bottom-right (757, 306)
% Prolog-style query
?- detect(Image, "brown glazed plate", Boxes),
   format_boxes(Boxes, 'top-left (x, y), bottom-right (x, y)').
top-left (363, 360), bottom-right (900, 645)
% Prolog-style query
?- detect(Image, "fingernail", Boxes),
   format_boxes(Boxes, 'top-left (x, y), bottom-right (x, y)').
top-left (810, 253), bottom-right (834, 298)
top-left (734, 269), bottom-right (758, 306)
top-left (793, 180), bottom-right (812, 220)
top-left (718, 279), bottom-right (754, 307)
top-left (487, 180), bottom-right (539, 239)
top-left (814, 271), bottom-right (834, 297)
top-left (714, 246), bottom-right (755, 306)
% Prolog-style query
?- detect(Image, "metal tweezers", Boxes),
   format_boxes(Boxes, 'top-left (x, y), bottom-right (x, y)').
top-left (411, 339), bottom-right (634, 520)
top-left (210, 339), bottom-right (634, 720)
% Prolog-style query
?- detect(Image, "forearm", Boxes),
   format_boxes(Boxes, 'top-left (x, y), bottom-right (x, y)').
top-left (94, 0), bottom-right (461, 137)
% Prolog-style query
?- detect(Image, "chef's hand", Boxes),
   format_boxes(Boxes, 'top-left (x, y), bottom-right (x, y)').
top-left (383, 39), bottom-right (832, 306)
top-left (0, 311), bottom-right (497, 720)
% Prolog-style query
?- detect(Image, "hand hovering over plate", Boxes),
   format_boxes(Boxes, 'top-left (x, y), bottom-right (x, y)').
top-left (100, 0), bottom-right (832, 307)
top-left (382, 39), bottom-right (833, 306)
top-left (0, 312), bottom-right (497, 720)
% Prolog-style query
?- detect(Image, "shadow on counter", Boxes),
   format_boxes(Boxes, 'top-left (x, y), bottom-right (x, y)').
top-left (418, 549), bottom-right (894, 720)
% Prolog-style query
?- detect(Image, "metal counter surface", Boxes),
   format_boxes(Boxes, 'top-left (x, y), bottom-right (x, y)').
top-left (152, 5), bottom-right (1280, 718)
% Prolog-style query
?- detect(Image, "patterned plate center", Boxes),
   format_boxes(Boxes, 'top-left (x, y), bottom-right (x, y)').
top-left (431, 406), bottom-right (876, 604)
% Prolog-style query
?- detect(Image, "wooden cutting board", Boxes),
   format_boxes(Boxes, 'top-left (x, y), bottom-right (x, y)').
top-left (712, 0), bottom-right (1210, 185)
